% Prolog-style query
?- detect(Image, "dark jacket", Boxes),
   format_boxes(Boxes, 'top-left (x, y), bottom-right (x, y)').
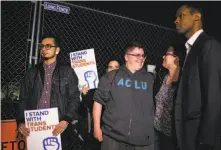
top-left (17, 60), bottom-right (80, 125)
top-left (82, 89), bottom-right (95, 111)
top-left (93, 66), bottom-right (155, 146)
top-left (175, 32), bottom-right (221, 150)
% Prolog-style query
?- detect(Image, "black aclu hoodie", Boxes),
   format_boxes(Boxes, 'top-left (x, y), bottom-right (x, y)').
top-left (93, 65), bottom-right (154, 146)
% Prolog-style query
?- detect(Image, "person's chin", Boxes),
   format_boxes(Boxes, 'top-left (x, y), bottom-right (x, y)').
top-left (177, 29), bottom-right (185, 34)
top-left (135, 65), bottom-right (143, 71)
top-left (43, 56), bottom-right (53, 60)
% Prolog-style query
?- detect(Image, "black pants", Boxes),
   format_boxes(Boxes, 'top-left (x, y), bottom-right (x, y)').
top-left (154, 128), bottom-right (176, 150)
top-left (61, 125), bottom-right (72, 150)
top-left (101, 134), bottom-right (154, 150)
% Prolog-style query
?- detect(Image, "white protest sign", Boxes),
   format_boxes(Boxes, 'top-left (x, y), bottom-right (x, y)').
top-left (25, 108), bottom-right (62, 150)
top-left (70, 48), bottom-right (99, 90)
top-left (147, 64), bottom-right (156, 74)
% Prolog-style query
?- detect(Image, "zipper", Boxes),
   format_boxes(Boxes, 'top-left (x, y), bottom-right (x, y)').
top-left (127, 76), bottom-right (134, 138)
top-left (128, 114), bottom-right (132, 137)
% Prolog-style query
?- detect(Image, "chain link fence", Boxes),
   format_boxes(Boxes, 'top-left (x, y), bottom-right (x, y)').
top-left (1, 1), bottom-right (33, 101)
top-left (1, 1), bottom-right (34, 121)
top-left (41, 1), bottom-right (183, 78)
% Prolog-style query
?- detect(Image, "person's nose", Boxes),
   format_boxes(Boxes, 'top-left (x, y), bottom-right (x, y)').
top-left (174, 17), bottom-right (180, 25)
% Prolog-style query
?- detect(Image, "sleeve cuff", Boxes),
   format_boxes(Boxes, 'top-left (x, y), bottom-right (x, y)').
top-left (94, 98), bottom-right (105, 105)
top-left (16, 118), bottom-right (25, 127)
top-left (93, 91), bottom-right (106, 105)
top-left (61, 115), bottom-right (73, 124)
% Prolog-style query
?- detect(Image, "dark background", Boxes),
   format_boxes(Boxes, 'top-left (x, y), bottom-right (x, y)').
top-left (70, 1), bottom-right (221, 42)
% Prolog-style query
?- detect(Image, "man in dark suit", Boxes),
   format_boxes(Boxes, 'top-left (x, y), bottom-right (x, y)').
top-left (174, 4), bottom-right (221, 150)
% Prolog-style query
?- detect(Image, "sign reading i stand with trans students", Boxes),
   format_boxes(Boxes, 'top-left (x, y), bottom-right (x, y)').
top-left (70, 48), bottom-right (99, 90)
top-left (25, 108), bottom-right (62, 150)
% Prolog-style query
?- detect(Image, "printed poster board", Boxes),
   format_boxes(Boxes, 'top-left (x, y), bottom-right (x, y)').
top-left (70, 48), bottom-right (99, 90)
top-left (25, 108), bottom-right (62, 150)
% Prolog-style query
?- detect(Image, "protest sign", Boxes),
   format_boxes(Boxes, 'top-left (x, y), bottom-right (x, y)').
top-left (25, 108), bottom-right (61, 150)
top-left (70, 48), bottom-right (99, 90)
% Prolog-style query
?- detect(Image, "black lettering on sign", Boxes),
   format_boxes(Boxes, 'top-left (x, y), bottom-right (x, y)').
top-left (18, 140), bottom-right (26, 150)
top-left (2, 142), bottom-right (8, 149)
top-left (10, 141), bottom-right (16, 150)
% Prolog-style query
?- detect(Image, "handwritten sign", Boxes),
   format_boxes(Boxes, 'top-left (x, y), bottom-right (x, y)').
top-left (25, 108), bottom-right (62, 150)
top-left (70, 48), bottom-right (99, 90)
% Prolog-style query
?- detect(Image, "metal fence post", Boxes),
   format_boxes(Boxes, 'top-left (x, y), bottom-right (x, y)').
top-left (28, 1), bottom-right (37, 68)
top-left (34, 1), bottom-right (43, 65)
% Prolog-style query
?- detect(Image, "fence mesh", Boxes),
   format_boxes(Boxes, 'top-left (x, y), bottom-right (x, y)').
top-left (1, 1), bottom-right (33, 101)
top-left (41, 1), bottom-right (183, 78)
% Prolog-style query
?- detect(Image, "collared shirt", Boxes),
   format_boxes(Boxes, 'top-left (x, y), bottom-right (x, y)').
top-left (182, 29), bottom-right (203, 69)
top-left (153, 75), bottom-right (177, 136)
top-left (38, 61), bottom-right (56, 109)
top-left (185, 29), bottom-right (204, 55)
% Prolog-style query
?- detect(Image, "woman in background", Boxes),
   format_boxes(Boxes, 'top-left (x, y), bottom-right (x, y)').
top-left (153, 44), bottom-right (185, 150)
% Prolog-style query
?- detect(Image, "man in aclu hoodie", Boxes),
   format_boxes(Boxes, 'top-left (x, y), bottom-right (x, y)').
top-left (93, 42), bottom-right (155, 150)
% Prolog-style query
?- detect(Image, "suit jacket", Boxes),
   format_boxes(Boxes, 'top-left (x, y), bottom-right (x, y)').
top-left (175, 32), bottom-right (221, 150)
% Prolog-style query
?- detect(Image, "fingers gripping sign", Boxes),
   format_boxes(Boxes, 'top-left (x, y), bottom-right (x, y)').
top-left (43, 137), bottom-right (60, 150)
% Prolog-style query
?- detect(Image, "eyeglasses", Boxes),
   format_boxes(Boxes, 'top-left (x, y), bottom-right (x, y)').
top-left (39, 44), bottom-right (57, 50)
top-left (126, 53), bottom-right (146, 59)
top-left (165, 52), bottom-right (177, 57)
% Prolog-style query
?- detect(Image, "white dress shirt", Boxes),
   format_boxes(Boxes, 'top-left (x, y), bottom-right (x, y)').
top-left (185, 29), bottom-right (204, 56)
top-left (182, 29), bottom-right (204, 69)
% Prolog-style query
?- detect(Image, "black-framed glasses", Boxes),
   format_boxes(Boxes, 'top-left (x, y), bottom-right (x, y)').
top-left (165, 52), bottom-right (177, 57)
top-left (126, 53), bottom-right (146, 59)
top-left (39, 44), bottom-right (57, 50)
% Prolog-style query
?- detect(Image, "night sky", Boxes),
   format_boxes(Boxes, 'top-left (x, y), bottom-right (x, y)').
top-left (70, 1), bottom-right (221, 42)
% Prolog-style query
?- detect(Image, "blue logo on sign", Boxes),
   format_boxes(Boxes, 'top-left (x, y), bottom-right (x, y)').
top-left (43, 137), bottom-right (60, 150)
top-left (84, 70), bottom-right (97, 89)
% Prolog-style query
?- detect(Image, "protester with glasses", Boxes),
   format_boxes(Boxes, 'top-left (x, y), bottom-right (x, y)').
top-left (17, 35), bottom-right (80, 150)
top-left (153, 44), bottom-right (185, 150)
top-left (93, 41), bottom-right (155, 150)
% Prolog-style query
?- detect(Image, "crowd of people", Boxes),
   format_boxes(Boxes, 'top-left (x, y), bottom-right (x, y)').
top-left (16, 4), bottom-right (221, 150)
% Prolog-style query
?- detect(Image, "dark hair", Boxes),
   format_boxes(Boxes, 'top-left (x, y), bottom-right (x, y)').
top-left (154, 43), bottom-right (186, 98)
top-left (182, 4), bottom-right (204, 22)
top-left (170, 43), bottom-right (186, 67)
top-left (124, 41), bottom-right (145, 54)
top-left (107, 58), bottom-right (120, 67)
top-left (40, 34), bottom-right (61, 48)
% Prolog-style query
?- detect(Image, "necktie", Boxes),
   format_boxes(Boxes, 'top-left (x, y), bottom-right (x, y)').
top-left (182, 43), bottom-right (191, 69)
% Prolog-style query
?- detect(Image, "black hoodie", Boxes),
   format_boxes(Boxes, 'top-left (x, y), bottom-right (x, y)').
top-left (93, 65), bottom-right (154, 146)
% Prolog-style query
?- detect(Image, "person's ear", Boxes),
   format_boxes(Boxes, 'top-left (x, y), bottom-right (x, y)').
top-left (194, 13), bottom-right (201, 21)
top-left (125, 54), bottom-right (128, 62)
top-left (55, 47), bottom-right (60, 55)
